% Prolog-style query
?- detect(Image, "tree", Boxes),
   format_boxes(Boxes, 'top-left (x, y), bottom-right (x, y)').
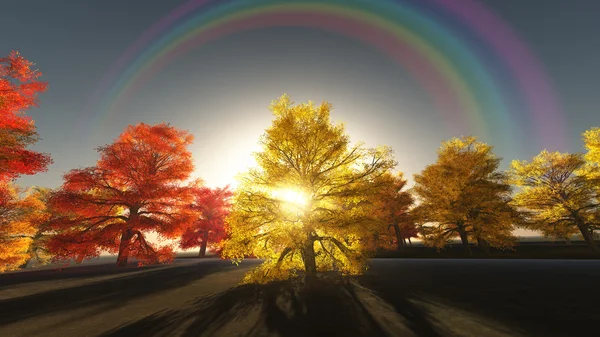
top-left (372, 172), bottom-right (415, 252)
top-left (179, 185), bottom-right (233, 257)
top-left (0, 51), bottom-right (51, 182)
top-left (583, 127), bottom-right (600, 166)
top-left (48, 123), bottom-right (195, 267)
top-left (583, 127), bottom-right (600, 235)
top-left (510, 150), bottom-right (599, 252)
top-left (222, 95), bottom-right (396, 283)
top-left (412, 136), bottom-right (517, 255)
top-left (0, 183), bottom-right (51, 272)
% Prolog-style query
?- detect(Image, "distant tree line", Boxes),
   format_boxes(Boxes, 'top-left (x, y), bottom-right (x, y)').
top-left (1, 52), bottom-right (599, 283)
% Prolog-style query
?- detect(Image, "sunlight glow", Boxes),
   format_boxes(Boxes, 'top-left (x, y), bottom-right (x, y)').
top-left (271, 188), bottom-right (309, 207)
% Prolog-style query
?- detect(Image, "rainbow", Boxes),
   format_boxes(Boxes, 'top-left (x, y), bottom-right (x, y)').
top-left (87, 0), bottom-right (566, 150)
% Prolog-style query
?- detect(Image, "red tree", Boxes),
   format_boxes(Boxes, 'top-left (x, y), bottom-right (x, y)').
top-left (0, 51), bottom-right (51, 182)
top-left (48, 123), bottom-right (195, 267)
top-left (179, 186), bottom-right (232, 257)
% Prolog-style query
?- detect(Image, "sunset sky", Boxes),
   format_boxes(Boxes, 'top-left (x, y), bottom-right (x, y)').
top-left (3, 0), bottom-right (599, 202)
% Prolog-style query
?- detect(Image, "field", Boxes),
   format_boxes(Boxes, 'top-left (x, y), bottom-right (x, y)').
top-left (1, 256), bottom-right (599, 337)
top-left (375, 241), bottom-right (600, 259)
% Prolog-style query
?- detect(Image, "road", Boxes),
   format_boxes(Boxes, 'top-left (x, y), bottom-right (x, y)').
top-left (1, 258), bottom-right (598, 337)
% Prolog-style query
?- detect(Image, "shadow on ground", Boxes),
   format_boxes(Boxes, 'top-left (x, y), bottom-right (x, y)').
top-left (102, 259), bottom-right (600, 337)
top-left (0, 259), bottom-right (241, 326)
top-left (101, 278), bottom-right (417, 337)
top-left (357, 259), bottom-right (600, 337)
top-left (0, 261), bottom-right (164, 288)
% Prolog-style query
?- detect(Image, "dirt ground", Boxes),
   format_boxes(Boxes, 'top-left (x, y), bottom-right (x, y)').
top-left (1, 258), bottom-right (598, 337)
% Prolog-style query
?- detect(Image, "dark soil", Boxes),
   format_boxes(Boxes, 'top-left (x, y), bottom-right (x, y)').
top-left (1, 258), bottom-right (598, 337)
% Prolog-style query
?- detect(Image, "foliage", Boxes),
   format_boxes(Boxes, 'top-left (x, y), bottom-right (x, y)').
top-left (0, 51), bottom-right (51, 182)
top-left (222, 95), bottom-right (396, 283)
top-left (412, 136), bottom-right (517, 253)
top-left (47, 123), bottom-right (196, 266)
top-left (371, 172), bottom-right (416, 251)
top-left (509, 149), bottom-right (599, 252)
top-left (0, 183), bottom-right (52, 272)
top-left (583, 127), bottom-right (600, 165)
top-left (179, 185), bottom-right (233, 257)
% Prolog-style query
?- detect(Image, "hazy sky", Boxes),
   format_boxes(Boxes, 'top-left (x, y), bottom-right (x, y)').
top-left (3, 0), bottom-right (599, 193)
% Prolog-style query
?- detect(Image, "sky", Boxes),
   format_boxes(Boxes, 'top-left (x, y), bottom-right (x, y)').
top-left (3, 0), bottom-right (600, 199)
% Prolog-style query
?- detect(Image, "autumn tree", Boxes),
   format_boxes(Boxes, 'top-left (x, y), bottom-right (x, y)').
top-left (510, 150), bottom-right (599, 252)
top-left (412, 136), bottom-right (517, 255)
top-left (372, 172), bottom-right (415, 252)
top-left (222, 95), bottom-right (396, 283)
top-left (583, 127), bottom-right (600, 234)
top-left (0, 51), bottom-right (51, 182)
top-left (0, 184), bottom-right (52, 272)
top-left (179, 185), bottom-right (232, 257)
top-left (583, 127), bottom-right (600, 167)
top-left (48, 123), bottom-right (195, 267)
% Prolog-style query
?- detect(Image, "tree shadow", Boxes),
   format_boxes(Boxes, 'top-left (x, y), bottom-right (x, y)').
top-left (102, 277), bottom-right (443, 337)
top-left (0, 261), bottom-right (165, 288)
top-left (0, 259), bottom-right (247, 326)
top-left (357, 259), bottom-right (600, 337)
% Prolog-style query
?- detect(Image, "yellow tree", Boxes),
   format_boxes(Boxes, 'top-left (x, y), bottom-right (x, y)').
top-left (0, 184), bottom-right (51, 272)
top-left (510, 150), bottom-right (599, 252)
top-left (412, 136), bottom-right (517, 255)
top-left (583, 127), bottom-right (600, 233)
top-left (583, 127), bottom-right (600, 166)
top-left (222, 95), bottom-right (396, 283)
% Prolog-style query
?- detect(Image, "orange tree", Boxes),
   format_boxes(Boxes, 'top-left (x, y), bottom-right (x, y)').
top-left (371, 172), bottom-right (415, 252)
top-left (179, 185), bottom-right (233, 257)
top-left (48, 123), bottom-right (195, 266)
top-left (0, 51), bottom-right (51, 182)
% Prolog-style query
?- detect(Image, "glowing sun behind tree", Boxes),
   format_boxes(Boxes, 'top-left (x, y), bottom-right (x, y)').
top-left (222, 94), bottom-right (396, 284)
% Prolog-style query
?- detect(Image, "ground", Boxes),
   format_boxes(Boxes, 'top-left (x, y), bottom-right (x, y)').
top-left (0, 258), bottom-right (598, 337)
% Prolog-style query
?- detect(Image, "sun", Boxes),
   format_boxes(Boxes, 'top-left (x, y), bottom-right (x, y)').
top-left (271, 188), bottom-right (309, 207)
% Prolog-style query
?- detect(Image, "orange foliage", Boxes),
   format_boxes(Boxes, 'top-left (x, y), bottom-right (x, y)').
top-left (179, 185), bottom-right (233, 257)
top-left (0, 183), bottom-right (51, 272)
top-left (372, 172), bottom-right (416, 251)
top-left (48, 123), bottom-right (196, 267)
top-left (0, 51), bottom-right (51, 182)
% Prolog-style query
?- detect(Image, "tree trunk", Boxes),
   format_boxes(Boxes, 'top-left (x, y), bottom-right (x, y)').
top-left (393, 223), bottom-right (405, 252)
top-left (471, 223), bottom-right (490, 255)
top-left (19, 245), bottom-right (34, 269)
top-left (116, 229), bottom-right (134, 267)
top-left (477, 237), bottom-right (491, 256)
top-left (408, 237), bottom-right (412, 246)
top-left (457, 223), bottom-right (472, 256)
top-left (301, 233), bottom-right (317, 283)
top-left (576, 221), bottom-right (599, 253)
top-left (199, 231), bottom-right (209, 257)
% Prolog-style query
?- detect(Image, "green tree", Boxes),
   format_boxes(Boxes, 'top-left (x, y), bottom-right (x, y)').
top-left (222, 95), bottom-right (396, 283)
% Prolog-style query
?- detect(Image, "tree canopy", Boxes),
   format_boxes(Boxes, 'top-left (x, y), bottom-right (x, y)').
top-left (412, 136), bottom-right (517, 255)
top-left (222, 95), bottom-right (396, 283)
top-left (48, 123), bottom-right (196, 266)
top-left (0, 51), bottom-right (51, 182)
top-left (371, 172), bottom-right (415, 252)
top-left (179, 185), bottom-right (233, 257)
top-left (0, 184), bottom-right (51, 272)
top-left (509, 150), bottom-right (599, 252)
